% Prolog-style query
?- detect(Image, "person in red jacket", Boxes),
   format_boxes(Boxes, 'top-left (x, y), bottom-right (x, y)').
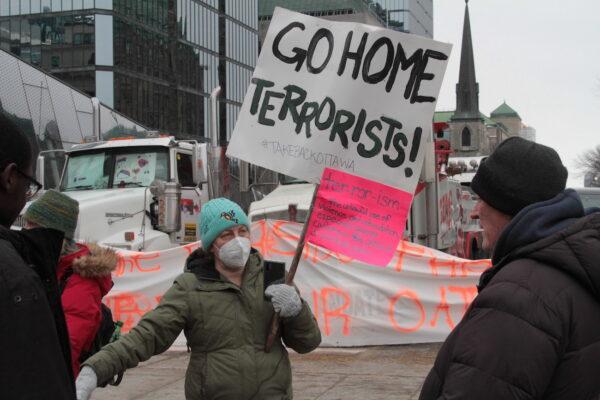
top-left (56, 242), bottom-right (117, 376)
top-left (23, 189), bottom-right (117, 377)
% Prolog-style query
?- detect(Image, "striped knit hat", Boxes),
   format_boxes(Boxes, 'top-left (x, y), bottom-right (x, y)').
top-left (24, 190), bottom-right (79, 239)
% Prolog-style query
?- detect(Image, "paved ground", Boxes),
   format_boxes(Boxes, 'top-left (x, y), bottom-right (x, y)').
top-left (90, 343), bottom-right (440, 400)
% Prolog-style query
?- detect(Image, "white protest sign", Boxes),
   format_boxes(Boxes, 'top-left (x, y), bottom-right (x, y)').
top-left (227, 7), bottom-right (452, 192)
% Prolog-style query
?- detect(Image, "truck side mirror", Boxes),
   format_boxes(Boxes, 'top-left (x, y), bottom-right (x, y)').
top-left (36, 154), bottom-right (45, 189)
top-left (194, 143), bottom-right (208, 186)
top-left (36, 150), bottom-right (66, 190)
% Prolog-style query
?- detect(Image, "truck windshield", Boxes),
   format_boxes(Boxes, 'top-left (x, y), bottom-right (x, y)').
top-left (61, 148), bottom-right (169, 191)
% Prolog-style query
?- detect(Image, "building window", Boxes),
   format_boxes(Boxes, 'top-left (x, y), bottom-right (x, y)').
top-left (461, 127), bottom-right (471, 147)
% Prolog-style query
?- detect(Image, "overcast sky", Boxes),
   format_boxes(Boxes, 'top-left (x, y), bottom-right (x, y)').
top-left (433, 0), bottom-right (600, 187)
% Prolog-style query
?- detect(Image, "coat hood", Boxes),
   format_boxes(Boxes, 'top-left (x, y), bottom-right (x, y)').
top-left (480, 189), bottom-right (600, 299)
top-left (72, 243), bottom-right (118, 278)
top-left (0, 226), bottom-right (64, 271)
top-left (185, 248), bottom-right (219, 280)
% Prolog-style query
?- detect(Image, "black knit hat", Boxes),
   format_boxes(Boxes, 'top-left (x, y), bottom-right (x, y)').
top-left (471, 137), bottom-right (568, 216)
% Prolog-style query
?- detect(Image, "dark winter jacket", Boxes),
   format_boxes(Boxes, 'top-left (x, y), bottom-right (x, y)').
top-left (0, 226), bottom-right (76, 399)
top-left (58, 243), bottom-right (116, 377)
top-left (83, 248), bottom-right (321, 399)
top-left (420, 189), bottom-right (600, 400)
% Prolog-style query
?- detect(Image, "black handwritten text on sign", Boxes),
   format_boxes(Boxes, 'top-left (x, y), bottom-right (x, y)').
top-left (250, 78), bottom-right (423, 177)
top-left (272, 22), bottom-right (447, 103)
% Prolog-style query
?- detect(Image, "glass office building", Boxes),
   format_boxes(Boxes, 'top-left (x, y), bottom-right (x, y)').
top-left (0, 0), bottom-right (258, 140)
top-left (367, 0), bottom-right (433, 37)
top-left (258, 0), bottom-right (432, 43)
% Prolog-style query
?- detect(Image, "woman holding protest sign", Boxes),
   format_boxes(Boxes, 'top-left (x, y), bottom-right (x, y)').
top-left (75, 198), bottom-right (321, 400)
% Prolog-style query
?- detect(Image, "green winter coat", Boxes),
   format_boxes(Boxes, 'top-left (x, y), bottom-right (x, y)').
top-left (83, 249), bottom-right (321, 399)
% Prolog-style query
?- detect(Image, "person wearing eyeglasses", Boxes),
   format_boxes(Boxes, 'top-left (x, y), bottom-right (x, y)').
top-left (16, 165), bottom-right (43, 200)
top-left (0, 112), bottom-right (76, 399)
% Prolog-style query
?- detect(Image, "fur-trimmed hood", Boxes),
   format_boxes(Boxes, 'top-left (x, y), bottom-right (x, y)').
top-left (72, 243), bottom-right (117, 278)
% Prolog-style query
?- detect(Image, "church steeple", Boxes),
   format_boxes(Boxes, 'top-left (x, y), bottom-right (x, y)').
top-left (453, 0), bottom-right (480, 120)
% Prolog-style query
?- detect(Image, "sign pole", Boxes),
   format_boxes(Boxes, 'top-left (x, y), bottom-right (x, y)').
top-left (265, 183), bottom-right (320, 352)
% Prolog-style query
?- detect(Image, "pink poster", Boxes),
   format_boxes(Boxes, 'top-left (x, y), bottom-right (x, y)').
top-left (306, 168), bottom-right (413, 266)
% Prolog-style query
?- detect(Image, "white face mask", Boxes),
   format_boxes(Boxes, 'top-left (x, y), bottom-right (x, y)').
top-left (217, 236), bottom-right (251, 269)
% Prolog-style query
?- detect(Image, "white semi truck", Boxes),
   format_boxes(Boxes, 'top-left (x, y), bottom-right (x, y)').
top-left (17, 134), bottom-right (215, 251)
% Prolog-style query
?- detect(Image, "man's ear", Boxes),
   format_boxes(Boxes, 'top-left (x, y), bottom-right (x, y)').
top-left (0, 163), bottom-right (18, 193)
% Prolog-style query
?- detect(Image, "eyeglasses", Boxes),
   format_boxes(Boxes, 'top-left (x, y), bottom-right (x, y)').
top-left (16, 169), bottom-right (43, 199)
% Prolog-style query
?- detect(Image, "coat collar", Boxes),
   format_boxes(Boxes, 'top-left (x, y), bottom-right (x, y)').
top-left (478, 199), bottom-right (600, 299)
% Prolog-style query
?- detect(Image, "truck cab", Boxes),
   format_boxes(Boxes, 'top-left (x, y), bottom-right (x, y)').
top-left (20, 135), bottom-right (209, 251)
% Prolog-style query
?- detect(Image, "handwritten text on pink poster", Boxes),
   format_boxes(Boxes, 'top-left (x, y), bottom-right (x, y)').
top-left (306, 168), bottom-right (413, 266)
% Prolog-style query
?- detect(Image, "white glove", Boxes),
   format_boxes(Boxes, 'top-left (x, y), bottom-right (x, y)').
top-left (76, 366), bottom-right (98, 400)
top-left (265, 284), bottom-right (302, 318)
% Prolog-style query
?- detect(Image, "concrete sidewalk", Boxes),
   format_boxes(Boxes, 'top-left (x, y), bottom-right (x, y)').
top-left (90, 343), bottom-right (440, 400)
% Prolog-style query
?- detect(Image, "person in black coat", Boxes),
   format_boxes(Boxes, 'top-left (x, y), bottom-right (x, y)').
top-left (420, 137), bottom-right (600, 400)
top-left (0, 112), bottom-right (75, 399)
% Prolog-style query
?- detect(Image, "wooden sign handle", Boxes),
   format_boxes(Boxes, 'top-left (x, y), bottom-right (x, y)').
top-left (265, 183), bottom-right (320, 352)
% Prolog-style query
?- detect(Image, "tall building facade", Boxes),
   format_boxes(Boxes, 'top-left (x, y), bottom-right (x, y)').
top-left (0, 0), bottom-right (258, 141)
top-left (258, 0), bottom-right (383, 44)
top-left (367, 0), bottom-right (432, 38)
top-left (258, 0), bottom-right (433, 44)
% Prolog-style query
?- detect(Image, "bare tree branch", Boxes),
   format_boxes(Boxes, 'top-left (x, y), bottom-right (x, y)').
top-left (576, 146), bottom-right (600, 175)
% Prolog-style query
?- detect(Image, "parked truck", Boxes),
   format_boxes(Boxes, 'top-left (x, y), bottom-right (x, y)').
top-left (15, 134), bottom-right (213, 251)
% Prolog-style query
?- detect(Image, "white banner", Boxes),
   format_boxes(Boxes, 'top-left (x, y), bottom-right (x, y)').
top-left (226, 7), bottom-right (452, 192)
top-left (106, 220), bottom-right (490, 346)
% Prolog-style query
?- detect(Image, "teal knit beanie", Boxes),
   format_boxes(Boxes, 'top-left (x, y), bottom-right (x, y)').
top-left (199, 198), bottom-right (249, 250)
top-left (24, 190), bottom-right (79, 239)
